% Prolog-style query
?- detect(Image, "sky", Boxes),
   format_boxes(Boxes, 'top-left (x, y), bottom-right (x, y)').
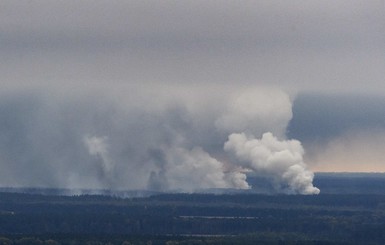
top-left (0, 0), bottom-right (384, 192)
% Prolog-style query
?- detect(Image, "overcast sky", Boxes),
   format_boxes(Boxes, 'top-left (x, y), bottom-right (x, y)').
top-left (0, 1), bottom-right (384, 190)
top-left (1, 0), bottom-right (384, 93)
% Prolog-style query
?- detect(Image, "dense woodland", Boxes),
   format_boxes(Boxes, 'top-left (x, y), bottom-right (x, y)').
top-left (0, 174), bottom-right (385, 244)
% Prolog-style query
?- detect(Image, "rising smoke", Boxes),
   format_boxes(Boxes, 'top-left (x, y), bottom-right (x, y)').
top-left (216, 88), bottom-right (319, 194)
top-left (84, 136), bottom-right (115, 188)
top-left (224, 132), bottom-right (320, 194)
top-left (0, 87), bottom-right (319, 194)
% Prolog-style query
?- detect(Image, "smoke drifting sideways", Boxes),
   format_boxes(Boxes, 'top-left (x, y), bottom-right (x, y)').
top-left (0, 87), bottom-right (319, 195)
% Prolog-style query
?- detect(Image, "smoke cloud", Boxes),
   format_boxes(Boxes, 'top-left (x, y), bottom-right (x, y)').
top-left (214, 88), bottom-right (319, 194)
top-left (224, 133), bottom-right (320, 195)
top-left (0, 87), bottom-right (318, 194)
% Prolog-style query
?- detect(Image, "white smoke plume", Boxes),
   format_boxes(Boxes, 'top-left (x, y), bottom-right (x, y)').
top-left (213, 88), bottom-right (319, 194)
top-left (224, 132), bottom-right (320, 194)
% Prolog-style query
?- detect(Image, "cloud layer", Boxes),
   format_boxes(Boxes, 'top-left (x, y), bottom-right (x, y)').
top-left (0, 0), bottom-right (383, 93)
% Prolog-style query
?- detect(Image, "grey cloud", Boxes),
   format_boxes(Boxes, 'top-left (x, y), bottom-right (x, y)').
top-left (288, 93), bottom-right (385, 172)
top-left (307, 129), bottom-right (385, 172)
top-left (288, 93), bottom-right (385, 145)
top-left (2, 1), bottom-right (382, 49)
top-left (0, 1), bottom-right (383, 92)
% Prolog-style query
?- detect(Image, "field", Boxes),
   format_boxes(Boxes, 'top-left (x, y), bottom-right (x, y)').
top-left (0, 173), bottom-right (385, 244)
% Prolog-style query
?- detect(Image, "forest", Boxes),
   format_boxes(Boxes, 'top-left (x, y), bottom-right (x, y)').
top-left (0, 173), bottom-right (385, 244)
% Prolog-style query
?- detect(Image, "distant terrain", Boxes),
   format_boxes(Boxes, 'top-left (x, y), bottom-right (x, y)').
top-left (0, 172), bottom-right (385, 244)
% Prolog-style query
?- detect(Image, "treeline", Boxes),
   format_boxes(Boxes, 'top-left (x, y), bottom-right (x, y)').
top-left (1, 192), bottom-right (385, 244)
top-left (0, 233), bottom-right (356, 245)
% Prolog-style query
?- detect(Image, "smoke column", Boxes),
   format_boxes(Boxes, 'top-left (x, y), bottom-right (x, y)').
top-left (84, 136), bottom-right (115, 188)
top-left (216, 88), bottom-right (319, 194)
